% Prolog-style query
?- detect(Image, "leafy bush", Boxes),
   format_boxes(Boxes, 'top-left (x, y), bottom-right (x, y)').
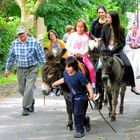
top-left (37, 0), bottom-right (94, 38)
top-left (0, 14), bottom-right (20, 70)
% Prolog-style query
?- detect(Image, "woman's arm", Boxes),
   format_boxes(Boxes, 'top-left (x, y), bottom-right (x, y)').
top-left (111, 27), bottom-right (125, 53)
top-left (52, 78), bottom-right (64, 88)
top-left (89, 19), bottom-right (98, 40)
top-left (100, 24), bottom-right (107, 51)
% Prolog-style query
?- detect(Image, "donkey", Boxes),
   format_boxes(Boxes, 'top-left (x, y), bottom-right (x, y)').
top-left (42, 48), bottom-right (91, 131)
top-left (100, 51), bottom-right (126, 121)
top-left (42, 49), bottom-right (73, 130)
top-left (89, 48), bottom-right (105, 110)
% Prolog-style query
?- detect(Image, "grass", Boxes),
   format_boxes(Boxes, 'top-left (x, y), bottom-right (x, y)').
top-left (0, 67), bottom-right (42, 87)
top-left (0, 72), bottom-right (17, 87)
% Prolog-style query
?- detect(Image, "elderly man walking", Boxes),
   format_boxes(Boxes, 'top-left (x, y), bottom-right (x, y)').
top-left (4, 26), bottom-right (46, 116)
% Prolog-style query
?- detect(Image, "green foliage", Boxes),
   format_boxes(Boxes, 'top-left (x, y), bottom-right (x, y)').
top-left (114, 0), bottom-right (137, 13)
top-left (37, 0), bottom-right (94, 38)
top-left (25, 0), bottom-right (36, 12)
top-left (37, 0), bottom-right (130, 38)
top-left (0, 14), bottom-right (20, 70)
top-left (0, 0), bottom-right (20, 17)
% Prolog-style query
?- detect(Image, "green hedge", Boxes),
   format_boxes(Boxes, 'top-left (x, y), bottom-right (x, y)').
top-left (0, 15), bottom-right (20, 71)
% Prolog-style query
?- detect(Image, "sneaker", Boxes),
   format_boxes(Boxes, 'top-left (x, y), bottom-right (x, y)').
top-left (28, 99), bottom-right (35, 112)
top-left (74, 132), bottom-right (85, 138)
top-left (22, 108), bottom-right (30, 116)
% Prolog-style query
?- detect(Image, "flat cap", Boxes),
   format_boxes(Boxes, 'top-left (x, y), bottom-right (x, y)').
top-left (16, 26), bottom-right (26, 35)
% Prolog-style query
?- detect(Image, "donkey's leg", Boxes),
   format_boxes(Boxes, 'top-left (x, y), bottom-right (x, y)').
top-left (63, 92), bottom-right (73, 130)
top-left (104, 90), bottom-right (108, 106)
top-left (119, 84), bottom-right (126, 114)
top-left (114, 89), bottom-right (119, 107)
top-left (107, 93), bottom-right (112, 118)
top-left (111, 93), bottom-right (117, 121)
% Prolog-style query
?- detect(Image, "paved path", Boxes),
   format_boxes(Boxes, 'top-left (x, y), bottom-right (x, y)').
top-left (0, 80), bottom-right (140, 140)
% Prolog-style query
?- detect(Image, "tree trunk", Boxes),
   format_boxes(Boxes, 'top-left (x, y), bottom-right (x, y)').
top-left (33, 0), bottom-right (43, 14)
top-left (15, 0), bottom-right (43, 25)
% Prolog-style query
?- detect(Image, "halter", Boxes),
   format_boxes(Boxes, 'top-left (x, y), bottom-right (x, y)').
top-left (42, 63), bottom-right (63, 96)
top-left (101, 56), bottom-right (113, 70)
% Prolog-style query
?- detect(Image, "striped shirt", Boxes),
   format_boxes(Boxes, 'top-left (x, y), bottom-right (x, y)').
top-left (6, 36), bottom-right (46, 70)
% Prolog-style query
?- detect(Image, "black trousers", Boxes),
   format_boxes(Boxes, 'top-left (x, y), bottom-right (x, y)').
top-left (72, 97), bottom-right (88, 133)
top-left (96, 68), bottom-right (104, 94)
top-left (118, 50), bottom-right (135, 87)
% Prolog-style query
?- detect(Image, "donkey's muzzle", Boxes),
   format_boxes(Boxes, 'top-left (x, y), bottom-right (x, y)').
top-left (42, 89), bottom-right (50, 96)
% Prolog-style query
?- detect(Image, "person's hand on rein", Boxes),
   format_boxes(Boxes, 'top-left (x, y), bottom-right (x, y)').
top-left (74, 53), bottom-right (82, 57)
top-left (52, 82), bottom-right (59, 88)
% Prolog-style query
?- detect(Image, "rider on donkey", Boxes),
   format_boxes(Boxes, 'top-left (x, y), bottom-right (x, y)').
top-left (66, 18), bottom-right (96, 95)
top-left (100, 11), bottom-right (140, 95)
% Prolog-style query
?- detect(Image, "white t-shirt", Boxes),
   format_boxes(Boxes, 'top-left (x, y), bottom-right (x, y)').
top-left (66, 32), bottom-right (89, 56)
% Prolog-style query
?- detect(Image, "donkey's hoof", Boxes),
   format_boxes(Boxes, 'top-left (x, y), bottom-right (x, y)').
top-left (119, 107), bottom-right (124, 114)
top-left (67, 124), bottom-right (73, 131)
top-left (104, 100), bottom-right (108, 106)
top-left (111, 116), bottom-right (116, 121)
top-left (119, 110), bottom-right (123, 114)
top-left (109, 112), bottom-right (111, 117)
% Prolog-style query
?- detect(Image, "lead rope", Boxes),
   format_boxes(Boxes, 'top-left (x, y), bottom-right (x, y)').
top-left (88, 100), bottom-right (117, 133)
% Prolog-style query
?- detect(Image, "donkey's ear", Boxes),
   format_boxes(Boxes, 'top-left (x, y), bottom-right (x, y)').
top-left (101, 50), bottom-right (112, 57)
top-left (44, 48), bottom-right (49, 55)
top-left (61, 48), bottom-right (67, 55)
top-left (55, 48), bottom-right (67, 61)
top-left (60, 57), bottom-right (66, 67)
top-left (44, 47), bottom-right (55, 62)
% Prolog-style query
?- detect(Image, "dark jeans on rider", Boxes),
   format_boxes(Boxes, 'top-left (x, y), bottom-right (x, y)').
top-left (72, 96), bottom-right (88, 133)
top-left (118, 50), bottom-right (135, 87)
top-left (96, 68), bottom-right (104, 94)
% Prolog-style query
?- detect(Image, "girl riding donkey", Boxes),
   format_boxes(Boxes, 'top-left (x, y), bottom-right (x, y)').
top-left (66, 18), bottom-right (96, 95)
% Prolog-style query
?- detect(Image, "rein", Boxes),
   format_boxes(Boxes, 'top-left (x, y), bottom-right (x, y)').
top-left (89, 100), bottom-right (117, 133)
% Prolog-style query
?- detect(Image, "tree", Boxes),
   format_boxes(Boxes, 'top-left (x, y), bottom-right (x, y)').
top-left (0, 0), bottom-right (20, 17)
top-left (37, 0), bottom-right (96, 37)
top-left (15, 0), bottom-right (43, 29)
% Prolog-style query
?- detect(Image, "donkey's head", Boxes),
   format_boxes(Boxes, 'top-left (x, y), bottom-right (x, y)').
top-left (100, 51), bottom-right (114, 82)
top-left (100, 50), bottom-right (125, 88)
top-left (42, 48), bottom-right (66, 95)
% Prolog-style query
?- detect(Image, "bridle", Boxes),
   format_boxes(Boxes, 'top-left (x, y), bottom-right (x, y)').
top-left (101, 56), bottom-right (113, 70)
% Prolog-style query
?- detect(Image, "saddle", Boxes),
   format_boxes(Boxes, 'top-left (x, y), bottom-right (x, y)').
top-left (78, 61), bottom-right (86, 76)
top-left (76, 57), bottom-right (90, 81)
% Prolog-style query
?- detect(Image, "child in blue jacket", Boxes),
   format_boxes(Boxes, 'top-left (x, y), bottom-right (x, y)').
top-left (52, 56), bottom-right (94, 138)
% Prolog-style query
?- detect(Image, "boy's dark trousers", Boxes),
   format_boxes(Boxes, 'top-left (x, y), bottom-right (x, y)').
top-left (73, 97), bottom-right (88, 133)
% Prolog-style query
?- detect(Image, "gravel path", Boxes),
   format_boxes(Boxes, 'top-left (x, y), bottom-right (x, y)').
top-left (0, 79), bottom-right (140, 140)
